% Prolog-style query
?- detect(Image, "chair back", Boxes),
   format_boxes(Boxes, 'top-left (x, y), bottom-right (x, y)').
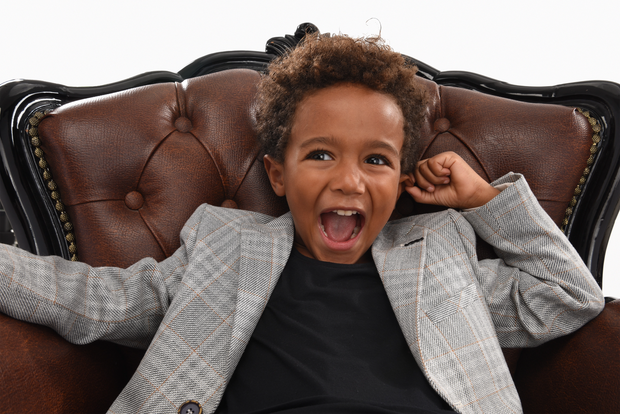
top-left (21, 69), bottom-right (606, 283)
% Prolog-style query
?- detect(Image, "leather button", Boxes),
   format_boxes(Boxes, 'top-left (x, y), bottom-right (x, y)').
top-left (175, 116), bottom-right (193, 133)
top-left (179, 400), bottom-right (202, 414)
top-left (124, 191), bottom-right (144, 210)
top-left (433, 117), bottom-right (451, 133)
top-left (220, 199), bottom-right (238, 209)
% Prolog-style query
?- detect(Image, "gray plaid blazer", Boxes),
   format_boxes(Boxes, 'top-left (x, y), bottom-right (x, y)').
top-left (0, 173), bottom-right (604, 414)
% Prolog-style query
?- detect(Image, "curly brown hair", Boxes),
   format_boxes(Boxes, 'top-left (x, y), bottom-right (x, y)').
top-left (255, 32), bottom-right (427, 173)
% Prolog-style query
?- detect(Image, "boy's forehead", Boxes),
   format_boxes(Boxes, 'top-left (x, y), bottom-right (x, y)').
top-left (291, 84), bottom-right (404, 141)
top-left (298, 83), bottom-right (399, 110)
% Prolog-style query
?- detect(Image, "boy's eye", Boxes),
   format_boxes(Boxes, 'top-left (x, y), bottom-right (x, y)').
top-left (365, 156), bottom-right (389, 166)
top-left (308, 151), bottom-right (333, 161)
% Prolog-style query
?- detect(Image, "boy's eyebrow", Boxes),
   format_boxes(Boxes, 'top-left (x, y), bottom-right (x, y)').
top-left (298, 136), bottom-right (338, 150)
top-left (366, 140), bottom-right (401, 157)
top-left (299, 136), bottom-right (401, 157)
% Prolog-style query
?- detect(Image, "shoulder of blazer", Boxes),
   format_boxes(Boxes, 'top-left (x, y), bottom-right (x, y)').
top-left (190, 204), bottom-right (294, 241)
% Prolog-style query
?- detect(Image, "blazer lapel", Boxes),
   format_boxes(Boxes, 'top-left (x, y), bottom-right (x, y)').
top-left (372, 218), bottom-right (427, 367)
top-left (229, 213), bottom-right (295, 367)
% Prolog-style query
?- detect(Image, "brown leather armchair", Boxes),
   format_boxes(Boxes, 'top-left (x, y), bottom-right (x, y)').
top-left (0, 24), bottom-right (618, 413)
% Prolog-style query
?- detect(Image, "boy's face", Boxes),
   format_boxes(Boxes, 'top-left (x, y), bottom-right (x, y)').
top-left (264, 83), bottom-right (410, 264)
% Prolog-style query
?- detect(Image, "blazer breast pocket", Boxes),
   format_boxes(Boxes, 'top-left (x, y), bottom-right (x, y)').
top-left (424, 283), bottom-right (479, 325)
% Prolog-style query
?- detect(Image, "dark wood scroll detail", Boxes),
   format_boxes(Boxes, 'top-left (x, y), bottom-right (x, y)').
top-left (265, 23), bottom-right (319, 56)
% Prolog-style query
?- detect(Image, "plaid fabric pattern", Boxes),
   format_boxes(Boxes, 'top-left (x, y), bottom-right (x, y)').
top-left (0, 174), bottom-right (604, 414)
top-left (373, 173), bottom-right (604, 413)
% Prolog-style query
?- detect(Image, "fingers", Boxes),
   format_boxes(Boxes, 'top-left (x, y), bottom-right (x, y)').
top-left (404, 182), bottom-right (434, 204)
top-left (409, 152), bottom-right (500, 209)
top-left (414, 156), bottom-right (452, 192)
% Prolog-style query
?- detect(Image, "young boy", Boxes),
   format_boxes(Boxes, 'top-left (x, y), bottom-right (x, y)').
top-left (0, 34), bottom-right (604, 414)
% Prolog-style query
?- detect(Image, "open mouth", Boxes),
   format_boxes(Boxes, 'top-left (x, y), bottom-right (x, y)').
top-left (319, 210), bottom-right (364, 242)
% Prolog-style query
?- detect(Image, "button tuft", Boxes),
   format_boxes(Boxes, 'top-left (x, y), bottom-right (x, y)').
top-left (433, 117), bottom-right (451, 133)
top-left (125, 191), bottom-right (144, 210)
top-left (221, 199), bottom-right (238, 209)
top-left (175, 117), bottom-right (193, 133)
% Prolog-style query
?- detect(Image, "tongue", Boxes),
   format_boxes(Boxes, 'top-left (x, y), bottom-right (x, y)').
top-left (321, 212), bottom-right (357, 242)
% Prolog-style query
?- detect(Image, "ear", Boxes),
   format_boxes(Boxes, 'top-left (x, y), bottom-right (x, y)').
top-left (263, 154), bottom-right (286, 197)
top-left (398, 172), bottom-right (415, 197)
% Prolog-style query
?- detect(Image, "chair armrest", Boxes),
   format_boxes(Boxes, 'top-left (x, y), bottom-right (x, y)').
top-left (0, 312), bottom-right (140, 413)
top-left (514, 299), bottom-right (620, 413)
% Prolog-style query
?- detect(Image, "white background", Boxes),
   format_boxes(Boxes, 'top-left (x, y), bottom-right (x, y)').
top-left (2, 0), bottom-right (618, 297)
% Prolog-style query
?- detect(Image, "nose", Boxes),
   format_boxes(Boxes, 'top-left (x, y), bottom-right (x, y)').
top-left (331, 162), bottom-right (365, 195)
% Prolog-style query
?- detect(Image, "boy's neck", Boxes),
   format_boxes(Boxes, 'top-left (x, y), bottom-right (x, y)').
top-left (293, 241), bottom-right (373, 264)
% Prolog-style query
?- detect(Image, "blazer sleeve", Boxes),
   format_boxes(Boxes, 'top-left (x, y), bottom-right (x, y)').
top-left (0, 204), bottom-right (210, 349)
top-left (458, 173), bottom-right (605, 348)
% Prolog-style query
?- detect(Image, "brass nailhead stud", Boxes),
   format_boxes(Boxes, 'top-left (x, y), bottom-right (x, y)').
top-left (27, 110), bottom-right (79, 263)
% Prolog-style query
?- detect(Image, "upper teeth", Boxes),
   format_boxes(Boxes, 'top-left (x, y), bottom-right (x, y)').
top-left (333, 210), bottom-right (358, 216)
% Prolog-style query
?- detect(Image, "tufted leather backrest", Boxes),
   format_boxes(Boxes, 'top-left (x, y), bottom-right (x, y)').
top-left (407, 80), bottom-right (594, 223)
top-left (37, 68), bottom-right (594, 269)
top-left (38, 69), bottom-right (288, 268)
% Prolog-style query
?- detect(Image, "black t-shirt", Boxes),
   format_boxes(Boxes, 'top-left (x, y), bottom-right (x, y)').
top-left (216, 248), bottom-right (455, 413)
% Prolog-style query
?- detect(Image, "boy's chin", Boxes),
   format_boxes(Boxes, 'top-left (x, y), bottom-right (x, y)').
top-left (295, 242), bottom-right (372, 265)
top-left (294, 227), bottom-right (373, 264)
